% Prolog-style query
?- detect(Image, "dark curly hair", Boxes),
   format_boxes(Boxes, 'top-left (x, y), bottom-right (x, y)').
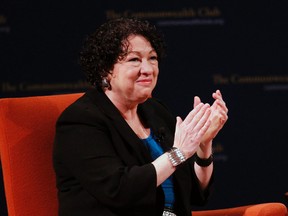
top-left (79, 17), bottom-right (166, 90)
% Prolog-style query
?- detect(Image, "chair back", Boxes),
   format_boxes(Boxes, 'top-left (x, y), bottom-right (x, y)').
top-left (0, 93), bottom-right (83, 216)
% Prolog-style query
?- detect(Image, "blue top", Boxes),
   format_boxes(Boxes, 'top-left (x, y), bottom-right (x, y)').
top-left (141, 131), bottom-right (175, 208)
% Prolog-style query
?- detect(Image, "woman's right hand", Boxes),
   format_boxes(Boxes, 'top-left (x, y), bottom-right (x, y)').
top-left (173, 103), bottom-right (211, 159)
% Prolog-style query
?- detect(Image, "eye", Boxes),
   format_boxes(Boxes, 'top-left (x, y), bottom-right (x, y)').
top-left (150, 56), bottom-right (158, 61)
top-left (149, 55), bottom-right (158, 63)
top-left (129, 57), bottom-right (140, 62)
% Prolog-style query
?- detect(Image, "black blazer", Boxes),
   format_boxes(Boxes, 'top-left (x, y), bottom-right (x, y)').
top-left (53, 89), bottom-right (212, 216)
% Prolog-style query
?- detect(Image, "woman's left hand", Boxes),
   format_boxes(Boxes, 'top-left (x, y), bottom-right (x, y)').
top-left (194, 90), bottom-right (228, 147)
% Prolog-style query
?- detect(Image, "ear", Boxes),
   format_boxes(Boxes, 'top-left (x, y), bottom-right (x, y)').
top-left (107, 70), bottom-right (116, 79)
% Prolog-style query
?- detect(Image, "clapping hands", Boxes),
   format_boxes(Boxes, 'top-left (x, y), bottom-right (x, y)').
top-left (173, 90), bottom-right (228, 159)
top-left (194, 90), bottom-right (228, 147)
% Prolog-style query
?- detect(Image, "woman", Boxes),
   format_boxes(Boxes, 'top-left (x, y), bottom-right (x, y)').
top-left (53, 17), bottom-right (228, 216)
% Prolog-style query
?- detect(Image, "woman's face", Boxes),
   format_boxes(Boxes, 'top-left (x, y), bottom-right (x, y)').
top-left (108, 35), bottom-right (159, 105)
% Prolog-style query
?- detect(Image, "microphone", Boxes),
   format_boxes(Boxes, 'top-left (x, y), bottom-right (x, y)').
top-left (154, 127), bottom-right (165, 144)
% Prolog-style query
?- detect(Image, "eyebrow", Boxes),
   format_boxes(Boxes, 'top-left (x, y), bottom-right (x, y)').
top-left (127, 49), bottom-right (157, 55)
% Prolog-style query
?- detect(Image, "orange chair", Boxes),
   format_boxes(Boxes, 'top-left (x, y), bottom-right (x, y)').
top-left (192, 203), bottom-right (287, 216)
top-left (0, 93), bottom-right (287, 216)
top-left (0, 93), bottom-right (83, 216)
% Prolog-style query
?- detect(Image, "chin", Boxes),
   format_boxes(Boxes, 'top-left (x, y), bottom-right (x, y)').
top-left (137, 94), bottom-right (151, 103)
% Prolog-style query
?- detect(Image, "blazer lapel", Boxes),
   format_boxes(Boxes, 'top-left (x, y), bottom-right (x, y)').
top-left (86, 89), bottom-right (151, 164)
top-left (137, 99), bottom-right (175, 152)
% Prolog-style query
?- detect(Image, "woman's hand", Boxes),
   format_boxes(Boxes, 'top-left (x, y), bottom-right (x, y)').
top-left (173, 103), bottom-right (211, 159)
top-left (194, 90), bottom-right (228, 148)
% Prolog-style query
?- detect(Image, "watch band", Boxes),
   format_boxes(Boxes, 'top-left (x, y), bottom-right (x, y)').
top-left (195, 153), bottom-right (213, 167)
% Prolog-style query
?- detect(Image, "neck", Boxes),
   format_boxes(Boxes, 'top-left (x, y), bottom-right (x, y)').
top-left (121, 107), bottom-right (150, 139)
top-left (105, 90), bottom-right (150, 138)
top-left (105, 91), bottom-right (138, 117)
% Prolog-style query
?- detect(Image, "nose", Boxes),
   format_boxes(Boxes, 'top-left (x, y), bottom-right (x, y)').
top-left (140, 59), bottom-right (154, 75)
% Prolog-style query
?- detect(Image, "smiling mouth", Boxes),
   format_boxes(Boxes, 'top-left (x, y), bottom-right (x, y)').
top-left (136, 80), bottom-right (153, 86)
top-left (137, 79), bottom-right (152, 83)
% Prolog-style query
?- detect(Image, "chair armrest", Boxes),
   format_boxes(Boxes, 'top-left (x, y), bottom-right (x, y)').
top-left (192, 202), bottom-right (287, 216)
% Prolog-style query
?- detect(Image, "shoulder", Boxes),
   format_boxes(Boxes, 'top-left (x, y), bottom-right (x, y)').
top-left (56, 89), bottom-right (107, 125)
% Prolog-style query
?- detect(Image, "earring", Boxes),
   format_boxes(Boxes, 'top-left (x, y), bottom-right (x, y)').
top-left (101, 78), bottom-right (111, 90)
